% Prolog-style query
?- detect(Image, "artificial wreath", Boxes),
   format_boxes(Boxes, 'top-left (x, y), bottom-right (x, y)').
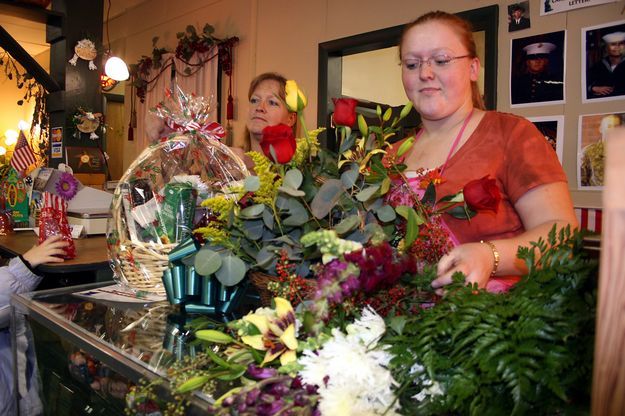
top-left (128, 23), bottom-right (238, 103)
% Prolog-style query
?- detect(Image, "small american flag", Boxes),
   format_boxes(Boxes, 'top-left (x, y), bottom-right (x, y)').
top-left (10, 130), bottom-right (36, 174)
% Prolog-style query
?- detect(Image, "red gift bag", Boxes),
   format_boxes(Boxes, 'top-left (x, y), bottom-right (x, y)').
top-left (38, 192), bottom-right (76, 259)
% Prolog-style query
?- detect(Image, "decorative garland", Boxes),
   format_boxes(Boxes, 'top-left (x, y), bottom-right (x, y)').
top-left (0, 50), bottom-right (49, 165)
top-left (129, 24), bottom-right (238, 103)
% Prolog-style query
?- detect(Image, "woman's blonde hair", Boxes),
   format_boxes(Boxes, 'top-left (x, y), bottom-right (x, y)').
top-left (400, 11), bottom-right (486, 110)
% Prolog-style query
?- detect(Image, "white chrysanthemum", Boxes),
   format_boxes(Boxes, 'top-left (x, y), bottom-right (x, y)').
top-left (298, 308), bottom-right (399, 416)
top-left (345, 305), bottom-right (386, 347)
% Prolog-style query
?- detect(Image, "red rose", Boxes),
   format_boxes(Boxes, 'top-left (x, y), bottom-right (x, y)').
top-left (332, 98), bottom-right (358, 127)
top-left (463, 176), bottom-right (501, 213)
top-left (260, 124), bottom-right (296, 164)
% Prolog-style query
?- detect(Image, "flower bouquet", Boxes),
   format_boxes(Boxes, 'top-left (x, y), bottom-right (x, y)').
top-left (126, 226), bottom-right (597, 416)
top-left (124, 82), bottom-right (596, 416)
top-left (193, 81), bottom-right (493, 306)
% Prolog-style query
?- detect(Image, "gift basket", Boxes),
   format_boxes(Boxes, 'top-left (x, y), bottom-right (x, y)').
top-left (107, 87), bottom-right (248, 297)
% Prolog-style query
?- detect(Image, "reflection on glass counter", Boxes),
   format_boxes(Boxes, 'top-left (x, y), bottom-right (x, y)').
top-left (10, 282), bottom-right (229, 415)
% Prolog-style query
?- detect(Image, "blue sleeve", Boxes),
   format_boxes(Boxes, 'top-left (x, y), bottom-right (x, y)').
top-left (0, 257), bottom-right (42, 328)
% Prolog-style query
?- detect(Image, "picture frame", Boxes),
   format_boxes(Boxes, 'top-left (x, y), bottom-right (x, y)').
top-left (527, 115), bottom-right (564, 164)
top-left (582, 19), bottom-right (625, 103)
top-left (577, 112), bottom-right (625, 190)
top-left (510, 30), bottom-right (566, 107)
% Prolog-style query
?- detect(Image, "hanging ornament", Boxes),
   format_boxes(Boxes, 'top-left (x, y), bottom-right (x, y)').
top-left (72, 108), bottom-right (105, 140)
top-left (68, 39), bottom-right (98, 70)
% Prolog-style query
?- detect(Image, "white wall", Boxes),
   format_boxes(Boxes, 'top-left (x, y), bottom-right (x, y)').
top-left (110, 0), bottom-right (625, 208)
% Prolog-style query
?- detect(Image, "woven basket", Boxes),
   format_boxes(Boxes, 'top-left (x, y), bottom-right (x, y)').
top-left (249, 271), bottom-right (280, 307)
top-left (110, 198), bottom-right (177, 296)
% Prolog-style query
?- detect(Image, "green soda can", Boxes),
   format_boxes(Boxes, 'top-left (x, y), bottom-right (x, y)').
top-left (158, 183), bottom-right (197, 243)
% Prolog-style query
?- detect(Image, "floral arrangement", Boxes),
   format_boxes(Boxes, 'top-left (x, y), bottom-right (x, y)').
top-left (126, 226), bottom-right (597, 415)
top-left (193, 81), bottom-right (497, 293)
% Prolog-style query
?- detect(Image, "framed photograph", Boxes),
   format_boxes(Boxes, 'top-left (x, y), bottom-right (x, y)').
top-left (508, 2), bottom-right (531, 32)
top-left (527, 115), bottom-right (564, 164)
top-left (510, 31), bottom-right (566, 107)
top-left (577, 112), bottom-right (624, 190)
top-left (582, 20), bottom-right (625, 103)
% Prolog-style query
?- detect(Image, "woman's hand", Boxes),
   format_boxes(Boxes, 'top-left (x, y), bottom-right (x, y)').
top-left (432, 242), bottom-right (495, 295)
top-left (23, 235), bottom-right (68, 268)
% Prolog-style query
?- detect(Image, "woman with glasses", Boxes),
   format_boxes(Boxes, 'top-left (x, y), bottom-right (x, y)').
top-left (396, 11), bottom-right (576, 294)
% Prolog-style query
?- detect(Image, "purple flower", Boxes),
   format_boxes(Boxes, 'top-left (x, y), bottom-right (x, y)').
top-left (55, 172), bottom-right (79, 200)
top-left (246, 388), bottom-right (262, 405)
top-left (257, 399), bottom-right (285, 416)
top-left (247, 364), bottom-right (278, 380)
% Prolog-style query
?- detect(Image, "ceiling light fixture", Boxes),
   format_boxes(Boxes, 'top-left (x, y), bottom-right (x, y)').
top-left (103, 0), bottom-right (129, 81)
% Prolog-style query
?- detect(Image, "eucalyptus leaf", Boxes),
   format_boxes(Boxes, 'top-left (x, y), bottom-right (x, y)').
top-left (310, 179), bottom-right (345, 219)
top-left (376, 205), bottom-right (396, 222)
top-left (283, 198), bottom-right (309, 226)
top-left (262, 207), bottom-right (274, 230)
top-left (334, 214), bottom-right (361, 235)
top-left (239, 204), bottom-right (265, 219)
top-left (278, 185), bottom-right (306, 197)
top-left (340, 164), bottom-right (359, 188)
top-left (244, 176), bottom-right (260, 192)
top-left (339, 130), bottom-right (356, 154)
top-left (256, 247), bottom-right (276, 269)
top-left (242, 219), bottom-right (264, 240)
top-left (356, 184), bottom-right (380, 202)
top-left (215, 254), bottom-right (247, 286)
top-left (283, 169), bottom-right (303, 189)
top-left (194, 248), bottom-right (222, 276)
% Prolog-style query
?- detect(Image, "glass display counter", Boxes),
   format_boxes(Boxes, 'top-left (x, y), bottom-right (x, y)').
top-left (10, 282), bottom-right (218, 415)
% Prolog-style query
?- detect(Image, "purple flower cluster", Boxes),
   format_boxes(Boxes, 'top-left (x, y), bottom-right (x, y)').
top-left (209, 366), bottom-right (319, 415)
top-left (312, 242), bottom-right (417, 312)
top-left (345, 242), bottom-right (417, 293)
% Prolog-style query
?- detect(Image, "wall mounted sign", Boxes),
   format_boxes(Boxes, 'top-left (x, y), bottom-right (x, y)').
top-left (541, 0), bottom-right (617, 16)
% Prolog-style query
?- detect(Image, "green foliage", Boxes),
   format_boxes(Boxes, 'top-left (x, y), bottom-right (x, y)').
top-left (386, 226), bottom-right (597, 415)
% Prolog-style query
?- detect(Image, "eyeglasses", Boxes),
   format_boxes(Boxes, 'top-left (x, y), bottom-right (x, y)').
top-left (401, 54), bottom-right (471, 71)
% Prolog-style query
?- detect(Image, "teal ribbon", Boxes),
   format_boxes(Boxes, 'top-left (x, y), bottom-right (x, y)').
top-left (184, 302), bottom-right (217, 314)
top-left (163, 237), bottom-right (201, 305)
top-left (172, 265), bottom-right (186, 300)
top-left (201, 275), bottom-right (215, 305)
top-left (162, 236), bottom-right (246, 315)
top-left (185, 265), bottom-right (200, 296)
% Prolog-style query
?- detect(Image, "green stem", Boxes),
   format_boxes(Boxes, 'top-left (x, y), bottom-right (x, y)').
top-left (298, 112), bottom-right (311, 164)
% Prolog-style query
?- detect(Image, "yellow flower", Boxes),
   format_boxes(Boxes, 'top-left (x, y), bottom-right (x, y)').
top-left (241, 297), bottom-right (298, 366)
top-left (285, 80), bottom-right (307, 113)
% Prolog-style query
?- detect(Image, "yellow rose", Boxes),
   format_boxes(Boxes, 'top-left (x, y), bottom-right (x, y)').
top-left (285, 80), bottom-right (307, 112)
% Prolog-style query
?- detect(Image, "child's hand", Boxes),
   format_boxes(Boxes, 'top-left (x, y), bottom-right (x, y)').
top-left (23, 235), bottom-right (69, 267)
